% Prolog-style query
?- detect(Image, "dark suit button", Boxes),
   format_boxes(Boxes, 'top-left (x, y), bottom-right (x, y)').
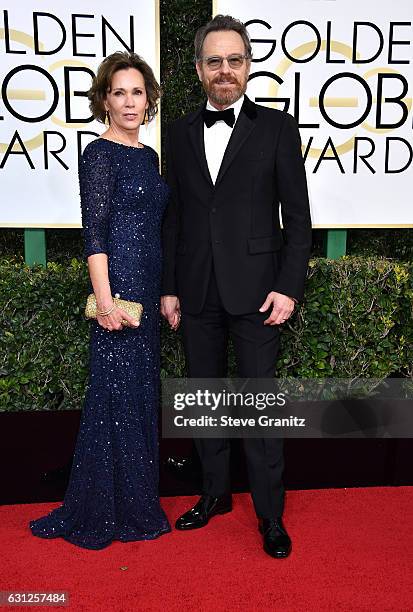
top-left (214, 239), bottom-right (221, 244)
top-left (211, 207), bottom-right (216, 213)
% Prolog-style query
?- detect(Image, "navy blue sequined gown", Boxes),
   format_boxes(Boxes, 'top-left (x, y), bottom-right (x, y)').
top-left (30, 139), bottom-right (171, 549)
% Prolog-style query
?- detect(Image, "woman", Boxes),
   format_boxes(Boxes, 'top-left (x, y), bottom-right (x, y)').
top-left (30, 52), bottom-right (173, 549)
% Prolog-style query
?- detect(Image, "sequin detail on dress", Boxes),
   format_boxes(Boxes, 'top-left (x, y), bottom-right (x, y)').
top-left (30, 139), bottom-right (171, 549)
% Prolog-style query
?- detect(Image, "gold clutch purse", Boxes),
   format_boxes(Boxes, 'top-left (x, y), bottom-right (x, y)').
top-left (85, 293), bottom-right (143, 327)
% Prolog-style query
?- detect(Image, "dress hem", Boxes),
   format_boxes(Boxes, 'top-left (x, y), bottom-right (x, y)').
top-left (30, 524), bottom-right (172, 550)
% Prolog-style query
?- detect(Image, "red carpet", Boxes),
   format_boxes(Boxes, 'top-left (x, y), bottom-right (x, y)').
top-left (1, 487), bottom-right (412, 611)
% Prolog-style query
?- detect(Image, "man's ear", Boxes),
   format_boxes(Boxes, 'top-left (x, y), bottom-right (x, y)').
top-left (195, 61), bottom-right (203, 82)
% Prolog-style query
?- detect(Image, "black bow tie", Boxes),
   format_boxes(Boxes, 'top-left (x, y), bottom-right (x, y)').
top-left (203, 107), bottom-right (235, 128)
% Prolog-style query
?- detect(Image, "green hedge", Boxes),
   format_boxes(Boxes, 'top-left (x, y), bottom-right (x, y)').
top-left (0, 257), bottom-right (411, 411)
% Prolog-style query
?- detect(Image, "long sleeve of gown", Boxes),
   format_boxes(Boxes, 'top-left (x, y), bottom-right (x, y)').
top-left (79, 143), bottom-right (116, 259)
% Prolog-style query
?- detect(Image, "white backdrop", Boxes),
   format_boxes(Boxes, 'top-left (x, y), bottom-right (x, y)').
top-left (0, 1), bottom-right (159, 227)
top-left (215, 0), bottom-right (413, 227)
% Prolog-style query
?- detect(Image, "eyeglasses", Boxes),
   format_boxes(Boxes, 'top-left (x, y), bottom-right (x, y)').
top-left (198, 54), bottom-right (250, 71)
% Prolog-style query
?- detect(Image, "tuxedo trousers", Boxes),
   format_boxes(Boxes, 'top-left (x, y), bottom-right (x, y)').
top-left (180, 265), bottom-right (285, 519)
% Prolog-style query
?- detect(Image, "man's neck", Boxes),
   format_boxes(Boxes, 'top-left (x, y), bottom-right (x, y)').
top-left (206, 95), bottom-right (244, 111)
top-left (207, 100), bottom-right (233, 111)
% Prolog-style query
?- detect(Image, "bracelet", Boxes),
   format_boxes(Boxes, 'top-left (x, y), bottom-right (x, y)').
top-left (97, 303), bottom-right (115, 316)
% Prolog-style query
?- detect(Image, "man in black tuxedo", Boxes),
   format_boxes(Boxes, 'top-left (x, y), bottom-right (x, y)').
top-left (161, 15), bottom-right (312, 558)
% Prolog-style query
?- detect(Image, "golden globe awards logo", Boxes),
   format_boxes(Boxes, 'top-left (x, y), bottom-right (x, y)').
top-left (246, 18), bottom-right (412, 175)
top-left (0, 9), bottom-right (136, 170)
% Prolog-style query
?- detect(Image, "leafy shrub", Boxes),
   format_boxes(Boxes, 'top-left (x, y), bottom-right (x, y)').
top-left (0, 257), bottom-right (411, 411)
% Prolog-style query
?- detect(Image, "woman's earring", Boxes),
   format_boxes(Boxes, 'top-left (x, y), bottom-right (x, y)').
top-left (105, 110), bottom-right (110, 125)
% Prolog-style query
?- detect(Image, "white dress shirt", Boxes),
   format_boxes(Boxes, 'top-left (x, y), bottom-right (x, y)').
top-left (204, 95), bottom-right (244, 184)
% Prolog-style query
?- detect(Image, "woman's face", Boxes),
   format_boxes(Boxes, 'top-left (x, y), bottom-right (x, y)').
top-left (104, 68), bottom-right (148, 133)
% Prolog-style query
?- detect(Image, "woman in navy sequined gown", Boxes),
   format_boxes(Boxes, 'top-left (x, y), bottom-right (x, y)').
top-left (30, 52), bottom-right (171, 549)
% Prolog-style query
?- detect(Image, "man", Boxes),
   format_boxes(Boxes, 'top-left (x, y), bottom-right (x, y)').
top-left (161, 15), bottom-right (312, 558)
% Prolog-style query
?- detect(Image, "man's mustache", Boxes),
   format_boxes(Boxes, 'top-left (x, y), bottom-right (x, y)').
top-left (212, 77), bottom-right (239, 85)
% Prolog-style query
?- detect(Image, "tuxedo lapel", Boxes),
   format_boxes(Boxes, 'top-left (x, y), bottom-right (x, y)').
top-left (187, 105), bottom-right (213, 187)
top-left (215, 96), bottom-right (257, 187)
top-left (186, 96), bottom-right (258, 190)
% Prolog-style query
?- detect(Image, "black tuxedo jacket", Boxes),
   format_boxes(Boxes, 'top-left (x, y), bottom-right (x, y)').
top-left (162, 96), bottom-right (312, 315)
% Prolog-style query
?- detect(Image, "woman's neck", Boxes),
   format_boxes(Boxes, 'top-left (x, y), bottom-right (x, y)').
top-left (104, 126), bottom-right (140, 147)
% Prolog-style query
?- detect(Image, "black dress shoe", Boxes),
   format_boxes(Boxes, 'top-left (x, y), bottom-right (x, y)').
top-left (258, 518), bottom-right (292, 558)
top-left (175, 494), bottom-right (232, 530)
top-left (165, 455), bottom-right (202, 482)
top-left (165, 455), bottom-right (199, 473)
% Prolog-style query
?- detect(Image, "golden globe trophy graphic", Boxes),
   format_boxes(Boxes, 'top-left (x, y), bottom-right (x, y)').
top-left (213, 8), bottom-right (412, 228)
top-left (0, 4), bottom-right (160, 227)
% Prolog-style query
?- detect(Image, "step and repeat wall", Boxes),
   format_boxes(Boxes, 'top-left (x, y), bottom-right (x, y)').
top-left (215, 0), bottom-right (412, 227)
top-left (0, 1), bottom-right (412, 227)
top-left (0, 2), bottom-right (159, 227)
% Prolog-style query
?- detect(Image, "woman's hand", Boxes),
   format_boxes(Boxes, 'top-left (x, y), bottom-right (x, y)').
top-left (97, 305), bottom-right (140, 331)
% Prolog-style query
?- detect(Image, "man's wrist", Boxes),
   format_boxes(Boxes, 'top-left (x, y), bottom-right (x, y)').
top-left (273, 290), bottom-right (298, 303)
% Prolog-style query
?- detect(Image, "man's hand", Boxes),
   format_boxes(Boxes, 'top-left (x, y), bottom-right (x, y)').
top-left (259, 291), bottom-right (295, 325)
top-left (161, 295), bottom-right (181, 331)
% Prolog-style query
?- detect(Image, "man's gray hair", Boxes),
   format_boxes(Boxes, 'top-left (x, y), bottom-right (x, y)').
top-left (194, 14), bottom-right (252, 61)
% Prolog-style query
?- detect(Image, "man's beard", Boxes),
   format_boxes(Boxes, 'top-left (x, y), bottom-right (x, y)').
top-left (204, 75), bottom-right (247, 107)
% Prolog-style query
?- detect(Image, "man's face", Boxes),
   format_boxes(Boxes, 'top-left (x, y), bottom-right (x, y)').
top-left (196, 30), bottom-right (250, 109)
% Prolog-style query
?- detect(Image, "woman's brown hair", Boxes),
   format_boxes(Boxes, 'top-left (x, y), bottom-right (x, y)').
top-left (88, 51), bottom-right (161, 123)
